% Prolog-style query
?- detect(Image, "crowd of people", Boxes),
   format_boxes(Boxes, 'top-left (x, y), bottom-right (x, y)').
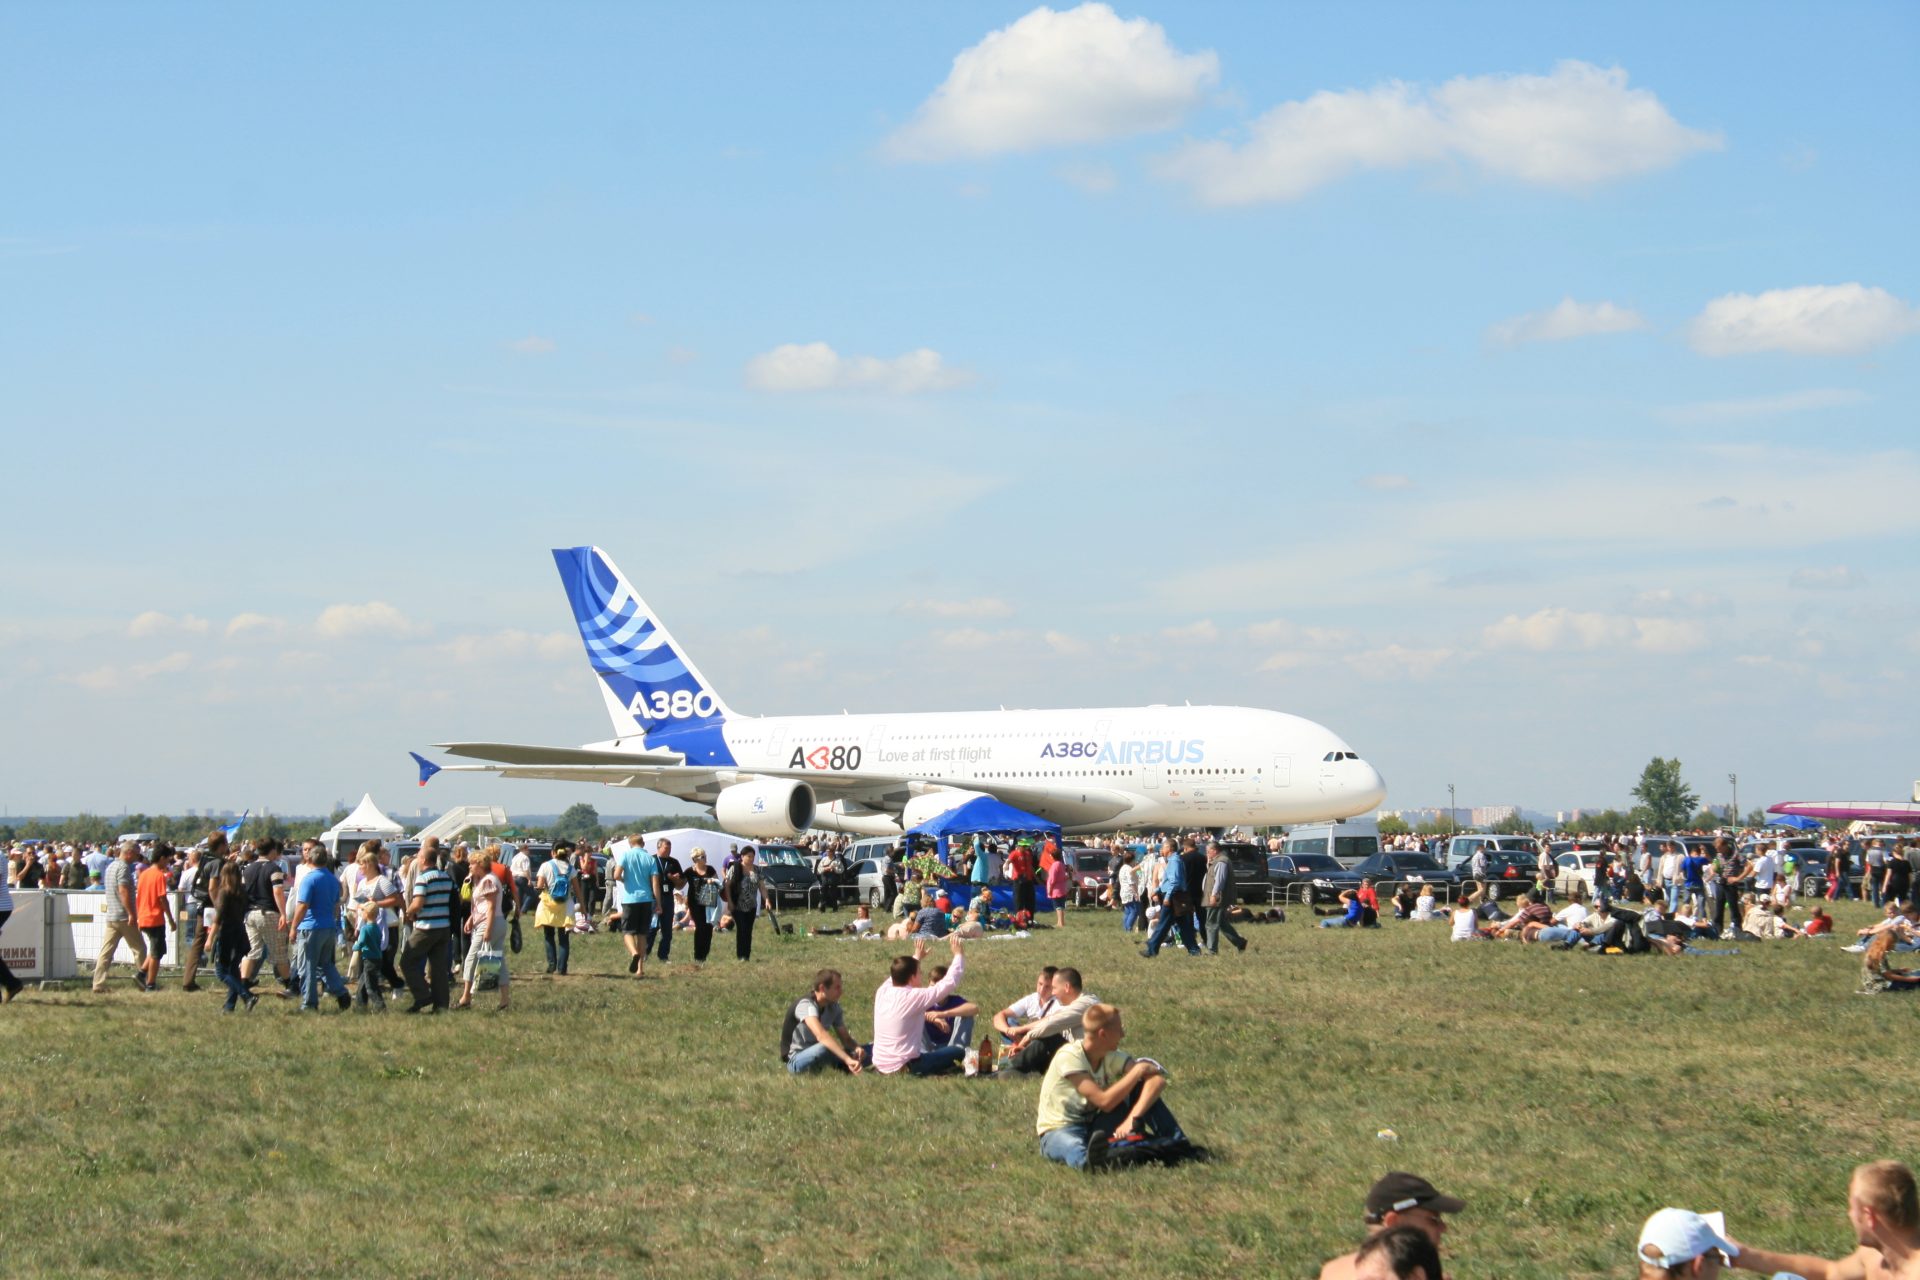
top-left (0, 828), bottom-right (796, 1011)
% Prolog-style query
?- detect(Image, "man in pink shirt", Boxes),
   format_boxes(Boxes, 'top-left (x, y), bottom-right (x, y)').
top-left (871, 933), bottom-right (967, 1075)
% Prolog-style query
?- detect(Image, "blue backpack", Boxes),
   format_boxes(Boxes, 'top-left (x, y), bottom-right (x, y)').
top-left (547, 861), bottom-right (572, 902)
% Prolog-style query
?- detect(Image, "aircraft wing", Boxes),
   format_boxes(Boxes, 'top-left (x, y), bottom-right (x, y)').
top-left (439, 741), bottom-right (684, 767)
top-left (428, 748), bottom-right (1138, 827)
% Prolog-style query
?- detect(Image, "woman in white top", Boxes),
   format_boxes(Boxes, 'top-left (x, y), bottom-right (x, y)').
top-left (1412, 890), bottom-right (1438, 921)
top-left (1450, 891), bottom-right (1484, 941)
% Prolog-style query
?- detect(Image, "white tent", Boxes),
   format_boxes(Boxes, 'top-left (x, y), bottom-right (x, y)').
top-left (320, 793), bottom-right (406, 856)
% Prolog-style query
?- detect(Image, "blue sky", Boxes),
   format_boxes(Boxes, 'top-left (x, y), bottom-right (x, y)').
top-left (2, 3), bottom-right (1915, 820)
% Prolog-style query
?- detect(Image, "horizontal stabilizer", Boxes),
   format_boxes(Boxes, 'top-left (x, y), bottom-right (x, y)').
top-left (437, 741), bottom-right (683, 767)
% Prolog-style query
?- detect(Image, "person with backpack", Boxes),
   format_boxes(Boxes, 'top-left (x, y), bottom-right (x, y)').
top-left (535, 843), bottom-right (576, 975)
top-left (782, 968), bottom-right (866, 1074)
top-left (181, 833), bottom-right (228, 993)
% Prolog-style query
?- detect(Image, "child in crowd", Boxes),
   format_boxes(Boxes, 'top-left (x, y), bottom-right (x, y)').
top-left (351, 903), bottom-right (386, 1012)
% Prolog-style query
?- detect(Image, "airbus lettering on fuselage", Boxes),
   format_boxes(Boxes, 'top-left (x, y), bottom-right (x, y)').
top-left (1043, 738), bottom-right (1206, 765)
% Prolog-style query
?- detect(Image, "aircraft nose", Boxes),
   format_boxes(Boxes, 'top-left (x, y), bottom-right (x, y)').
top-left (1350, 761), bottom-right (1387, 812)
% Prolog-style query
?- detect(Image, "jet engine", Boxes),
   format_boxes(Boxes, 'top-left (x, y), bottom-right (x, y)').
top-left (714, 779), bottom-right (816, 839)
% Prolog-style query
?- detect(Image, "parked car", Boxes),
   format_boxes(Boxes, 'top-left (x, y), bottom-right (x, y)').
top-left (1283, 820), bottom-right (1381, 869)
top-left (1059, 845), bottom-right (1111, 906)
top-left (1349, 852), bottom-right (1461, 890)
top-left (1266, 852), bottom-right (1363, 905)
top-left (1552, 851), bottom-right (1603, 900)
top-left (850, 857), bottom-right (893, 908)
top-left (1214, 841), bottom-right (1276, 904)
top-left (1454, 850), bottom-right (1543, 901)
top-left (1443, 834), bottom-right (1538, 874)
top-left (751, 844), bottom-right (820, 907)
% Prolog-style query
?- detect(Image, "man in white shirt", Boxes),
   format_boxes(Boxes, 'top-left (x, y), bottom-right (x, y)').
top-left (1658, 843), bottom-right (1684, 913)
top-left (993, 966), bottom-right (1058, 1040)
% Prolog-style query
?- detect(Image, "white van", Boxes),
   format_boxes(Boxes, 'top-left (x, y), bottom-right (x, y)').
top-left (1285, 819), bottom-right (1381, 869)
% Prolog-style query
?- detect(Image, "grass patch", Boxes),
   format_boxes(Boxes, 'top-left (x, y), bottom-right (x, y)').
top-left (1, 901), bottom-right (1911, 1278)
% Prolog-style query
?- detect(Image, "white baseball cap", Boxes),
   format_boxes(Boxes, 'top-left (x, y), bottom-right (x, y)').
top-left (1637, 1208), bottom-right (1738, 1268)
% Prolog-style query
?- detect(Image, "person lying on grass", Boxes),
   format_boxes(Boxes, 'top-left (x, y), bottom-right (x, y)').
top-left (1860, 933), bottom-right (1920, 995)
top-left (1033, 1001), bottom-right (1186, 1172)
top-left (1488, 892), bottom-right (1551, 941)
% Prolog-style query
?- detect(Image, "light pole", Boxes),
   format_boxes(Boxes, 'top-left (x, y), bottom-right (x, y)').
top-left (1728, 773), bottom-right (1738, 829)
top-left (1447, 783), bottom-right (1457, 835)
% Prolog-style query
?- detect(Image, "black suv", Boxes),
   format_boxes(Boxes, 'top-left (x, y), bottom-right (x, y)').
top-left (1348, 852), bottom-right (1462, 891)
top-left (752, 844), bottom-right (821, 907)
top-left (1214, 841), bottom-right (1275, 904)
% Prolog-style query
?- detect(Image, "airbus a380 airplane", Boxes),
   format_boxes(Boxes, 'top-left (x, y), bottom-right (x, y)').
top-left (416, 546), bottom-right (1387, 839)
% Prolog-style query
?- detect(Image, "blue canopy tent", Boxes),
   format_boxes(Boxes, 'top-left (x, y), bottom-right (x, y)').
top-left (1765, 813), bottom-right (1824, 831)
top-left (908, 796), bottom-right (1063, 913)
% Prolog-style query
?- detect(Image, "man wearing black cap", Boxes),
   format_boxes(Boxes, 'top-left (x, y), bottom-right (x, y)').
top-left (1319, 1172), bottom-right (1465, 1280)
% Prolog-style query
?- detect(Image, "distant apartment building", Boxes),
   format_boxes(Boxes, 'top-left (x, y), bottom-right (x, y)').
top-left (1471, 805), bottom-right (1517, 826)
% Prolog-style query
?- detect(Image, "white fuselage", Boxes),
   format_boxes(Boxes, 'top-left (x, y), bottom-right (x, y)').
top-left (696, 703), bottom-right (1385, 835)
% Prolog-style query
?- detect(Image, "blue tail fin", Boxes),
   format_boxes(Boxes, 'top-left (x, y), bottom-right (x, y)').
top-left (411, 752), bottom-right (442, 787)
top-left (551, 547), bottom-right (735, 759)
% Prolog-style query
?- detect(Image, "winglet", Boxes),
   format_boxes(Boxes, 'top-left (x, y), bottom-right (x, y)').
top-left (411, 751), bottom-right (443, 787)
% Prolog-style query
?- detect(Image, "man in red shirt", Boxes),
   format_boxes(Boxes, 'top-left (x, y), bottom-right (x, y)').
top-left (135, 846), bottom-right (176, 993)
top-left (1007, 843), bottom-right (1036, 919)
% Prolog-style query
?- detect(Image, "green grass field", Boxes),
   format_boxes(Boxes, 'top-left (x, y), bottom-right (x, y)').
top-left (2, 898), bottom-right (1911, 1279)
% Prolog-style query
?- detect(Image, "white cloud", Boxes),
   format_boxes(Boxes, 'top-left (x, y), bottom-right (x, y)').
top-left (744, 343), bottom-right (973, 393)
top-left (224, 612), bottom-right (285, 639)
top-left (1688, 284), bottom-right (1920, 356)
top-left (70, 650), bottom-right (191, 692)
top-left (1788, 566), bottom-right (1863, 592)
top-left (664, 345), bottom-right (698, 365)
top-left (901, 597), bottom-right (1015, 619)
top-left (1161, 619), bottom-right (1219, 644)
top-left (1057, 161), bottom-right (1118, 193)
top-left (885, 3), bottom-right (1219, 161)
top-left (441, 629), bottom-right (576, 663)
top-left (508, 335), bottom-right (556, 355)
top-left (1241, 619), bottom-right (1351, 647)
top-left (1482, 606), bottom-right (1707, 654)
top-left (1347, 644), bottom-right (1455, 680)
top-left (129, 611), bottom-right (209, 638)
top-left (1360, 472), bottom-right (1415, 491)
top-left (933, 627), bottom-right (1015, 651)
top-left (1655, 387), bottom-right (1868, 425)
top-left (316, 601), bottom-right (419, 640)
top-left (1157, 60), bottom-right (1718, 205)
top-left (1042, 630), bottom-right (1089, 656)
top-left (1487, 297), bottom-right (1647, 347)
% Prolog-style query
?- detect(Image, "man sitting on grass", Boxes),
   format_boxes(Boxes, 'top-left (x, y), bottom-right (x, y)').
top-left (992, 966), bottom-right (1058, 1042)
top-left (1633, 1207), bottom-right (1738, 1278)
top-left (1004, 966), bottom-right (1098, 1074)
top-left (784, 968), bottom-right (867, 1074)
top-left (1319, 1172), bottom-right (1465, 1279)
top-left (871, 934), bottom-right (967, 1076)
top-left (1034, 1001), bottom-right (1186, 1171)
